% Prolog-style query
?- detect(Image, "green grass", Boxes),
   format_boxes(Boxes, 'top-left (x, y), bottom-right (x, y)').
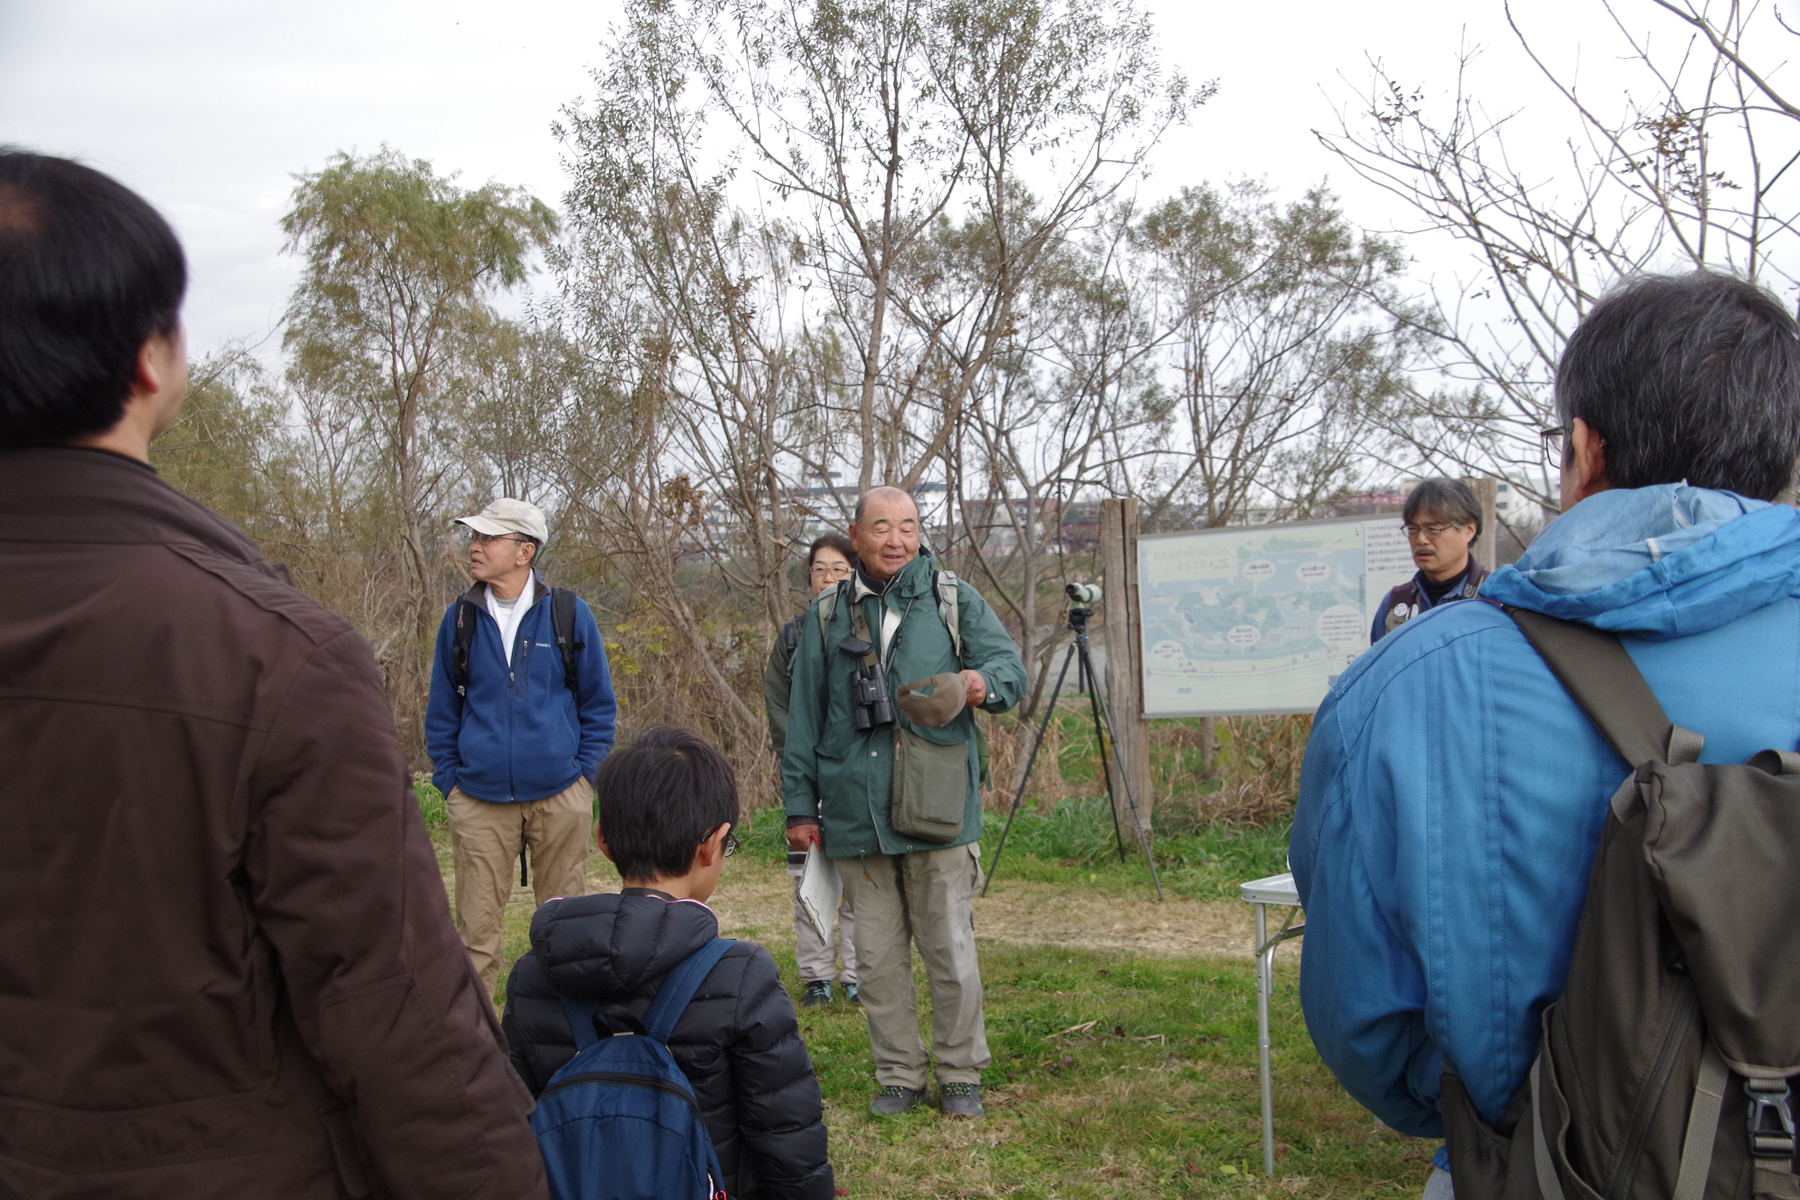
top-left (744, 792), bottom-right (1293, 902)
top-left (420, 782), bottom-right (1433, 1197)
top-left (796, 941), bottom-right (1433, 1197)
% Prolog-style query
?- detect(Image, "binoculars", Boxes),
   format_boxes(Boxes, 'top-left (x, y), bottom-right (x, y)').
top-left (838, 634), bottom-right (896, 729)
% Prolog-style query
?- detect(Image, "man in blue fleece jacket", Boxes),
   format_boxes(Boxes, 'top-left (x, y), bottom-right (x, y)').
top-left (426, 497), bottom-right (617, 996)
top-left (1292, 270), bottom-right (1800, 1198)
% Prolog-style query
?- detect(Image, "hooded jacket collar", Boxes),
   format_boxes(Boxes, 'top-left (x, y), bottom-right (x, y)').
top-left (529, 891), bottom-right (720, 1000)
top-left (1482, 483), bottom-right (1800, 640)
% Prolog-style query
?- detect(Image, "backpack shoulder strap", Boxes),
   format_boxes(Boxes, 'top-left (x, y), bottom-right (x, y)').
top-left (935, 570), bottom-right (963, 665)
top-left (816, 582), bottom-right (843, 653)
top-left (781, 617), bottom-right (801, 682)
top-left (1507, 607), bottom-right (1703, 768)
top-left (549, 586), bottom-right (583, 695)
top-left (451, 585), bottom-right (486, 697)
top-left (642, 937), bottom-right (736, 1044)
top-left (559, 997), bottom-right (605, 1051)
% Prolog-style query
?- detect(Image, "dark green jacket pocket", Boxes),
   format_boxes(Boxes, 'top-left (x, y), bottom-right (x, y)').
top-left (892, 727), bottom-right (968, 843)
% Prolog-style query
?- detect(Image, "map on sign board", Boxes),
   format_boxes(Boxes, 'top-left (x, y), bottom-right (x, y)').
top-left (1136, 516), bottom-right (1416, 716)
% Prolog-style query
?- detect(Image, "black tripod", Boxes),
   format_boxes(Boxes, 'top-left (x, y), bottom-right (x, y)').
top-left (982, 597), bottom-right (1163, 900)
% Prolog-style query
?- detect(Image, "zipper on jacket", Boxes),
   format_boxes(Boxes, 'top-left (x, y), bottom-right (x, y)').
top-left (1603, 982), bottom-right (1698, 1200)
top-left (541, 1069), bottom-right (702, 1112)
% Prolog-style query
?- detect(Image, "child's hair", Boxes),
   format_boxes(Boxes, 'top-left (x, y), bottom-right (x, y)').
top-left (595, 726), bottom-right (741, 882)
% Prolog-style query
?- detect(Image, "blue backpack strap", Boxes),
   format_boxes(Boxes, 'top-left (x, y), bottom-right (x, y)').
top-left (641, 938), bottom-right (735, 1044)
top-left (560, 998), bottom-right (606, 1051)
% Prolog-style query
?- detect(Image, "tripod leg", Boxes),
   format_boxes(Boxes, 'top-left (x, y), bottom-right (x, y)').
top-left (1086, 676), bottom-right (1127, 863)
top-left (1078, 633), bottom-right (1164, 901)
top-left (981, 641), bottom-right (1078, 897)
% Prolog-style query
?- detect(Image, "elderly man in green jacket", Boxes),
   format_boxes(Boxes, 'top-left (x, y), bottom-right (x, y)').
top-left (782, 487), bottom-right (1027, 1119)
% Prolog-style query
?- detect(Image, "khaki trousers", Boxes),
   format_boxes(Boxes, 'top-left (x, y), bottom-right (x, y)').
top-left (837, 843), bottom-right (988, 1089)
top-left (448, 780), bottom-right (593, 997)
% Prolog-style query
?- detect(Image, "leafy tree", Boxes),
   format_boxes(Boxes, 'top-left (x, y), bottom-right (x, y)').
top-left (280, 148), bottom-right (558, 736)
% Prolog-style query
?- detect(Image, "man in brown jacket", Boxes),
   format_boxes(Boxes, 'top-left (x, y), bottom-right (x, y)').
top-left (0, 154), bottom-right (547, 1197)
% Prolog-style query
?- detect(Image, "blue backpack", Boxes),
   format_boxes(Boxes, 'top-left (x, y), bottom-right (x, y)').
top-left (531, 938), bottom-right (735, 1200)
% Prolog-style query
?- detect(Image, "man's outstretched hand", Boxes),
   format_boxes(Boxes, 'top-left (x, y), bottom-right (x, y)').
top-left (961, 669), bottom-right (987, 707)
top-left (786, 821), bottom-right (821, 852)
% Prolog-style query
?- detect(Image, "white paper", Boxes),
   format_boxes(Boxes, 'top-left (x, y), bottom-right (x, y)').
top-left (796, 844), bottom-right (834, 942)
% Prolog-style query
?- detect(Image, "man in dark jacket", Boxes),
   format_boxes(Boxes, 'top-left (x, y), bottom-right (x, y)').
top-left (1369, 477), bottom-right (1490, 644)
top-left (425, 497), bottom-right (617, 997)
top-left (504, 728), bottom-right (833, 1200)
top-left (0, 151), bottom-right (546, 1197)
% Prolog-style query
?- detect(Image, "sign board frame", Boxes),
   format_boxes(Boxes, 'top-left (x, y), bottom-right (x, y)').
top-left (1135, 513), bottom-right (1413, 718)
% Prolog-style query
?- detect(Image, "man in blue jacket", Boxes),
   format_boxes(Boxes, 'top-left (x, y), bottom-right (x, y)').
top-left (426, 497), bottom-right (617, 997)
top-left (1292, 271), bottom-right (1800, 1196)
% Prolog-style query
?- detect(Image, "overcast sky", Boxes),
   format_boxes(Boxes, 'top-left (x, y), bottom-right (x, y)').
top-left (0, 0), bottom-right (1652, 361)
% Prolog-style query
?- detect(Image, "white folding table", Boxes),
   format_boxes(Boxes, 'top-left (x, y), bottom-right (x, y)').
top-left (1240, 872), bottom-right (1305, 1176)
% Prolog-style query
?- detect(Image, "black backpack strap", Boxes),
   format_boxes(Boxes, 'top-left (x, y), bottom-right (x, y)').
top-left (1507, 607), bottom-right (1703, 768)
top-left (641, 938), bottom-right (735, 1044)
top-left (550, 587), bottom-right (583, 696)
top-left (450, 585), bottom-right (485, 697)
top-left (780, 617), bottom-right (801, 683)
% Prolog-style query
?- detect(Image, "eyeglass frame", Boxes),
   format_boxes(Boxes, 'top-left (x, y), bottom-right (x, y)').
top-left (1401, 520), bottom-right (1473, 540)
top-left (1539, 425), bottom-right (1569, 470)
top-left (808, 560), bottom-right (854, 579)
top-left (464, 530), bottom-right (533, 547)
top-left (704, 824), bottom-right (740, 857)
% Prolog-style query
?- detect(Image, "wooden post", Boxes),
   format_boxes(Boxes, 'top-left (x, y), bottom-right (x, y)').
top-left (1098, 499), bottom-right (1153, 846)
top-left (1462, 476), bottom-right (1498, 571)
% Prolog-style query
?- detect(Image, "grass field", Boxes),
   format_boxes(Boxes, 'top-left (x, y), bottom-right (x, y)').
top-left (421, 786), bottom-right (1436, 1198)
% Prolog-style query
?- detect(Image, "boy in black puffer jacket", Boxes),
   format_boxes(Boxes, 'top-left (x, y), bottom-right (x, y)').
top-left (503, 727), bottom-right (834, 1200)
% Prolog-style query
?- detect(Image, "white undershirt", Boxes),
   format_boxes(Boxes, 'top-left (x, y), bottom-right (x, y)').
top-left (487, 578), bottom-right (537, 666)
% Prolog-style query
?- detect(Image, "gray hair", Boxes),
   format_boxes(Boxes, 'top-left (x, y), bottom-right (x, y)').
top-left (852, 486), bottom-right (917, 525)
top-left (1403, 478), bottom-right (1481, 534)
top-left (1555, 270), bottom-right (1800, 500)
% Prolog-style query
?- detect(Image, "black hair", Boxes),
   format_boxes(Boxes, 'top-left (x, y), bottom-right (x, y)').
top-left (1555, 270), bottom-right (1800, 500)
top-left (0, 149), bottom-right (188, 450)
top-left (808, 532), bottom-right (855, 568)
top-left (594, 726), bottom-right (740, 882)
top-left (1403, 478), bottom-right (1481, 535)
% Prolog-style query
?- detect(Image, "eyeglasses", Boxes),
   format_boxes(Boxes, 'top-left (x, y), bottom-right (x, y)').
top-left (1540, 425), bottom-right (1568, 470)
top-left (706, 825), bottom-right (739, 857)
top-left (466, 531), bottom-right (529, 547)
top-left (809, 562), bottom-right (853, 579)
top-left (1401, 521), bottom-right (1465, 540)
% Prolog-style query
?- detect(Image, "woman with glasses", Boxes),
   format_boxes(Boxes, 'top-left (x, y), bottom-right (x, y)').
top-left (1371, 478), bottom-right (1489, 644)
top-left (762, 532), bottom-right (861, 1006)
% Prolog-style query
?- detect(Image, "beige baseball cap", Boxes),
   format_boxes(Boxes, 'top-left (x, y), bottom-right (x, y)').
top-left (897, 673), bottom-right (967, 728)
top-left (454, 497), bottom-right (548, 543)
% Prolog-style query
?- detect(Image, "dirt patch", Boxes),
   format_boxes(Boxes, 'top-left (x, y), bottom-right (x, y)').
top-left (706, 857), bottom-right (1290, 960)
top-left (973, 877), bottom-right (1273, 959)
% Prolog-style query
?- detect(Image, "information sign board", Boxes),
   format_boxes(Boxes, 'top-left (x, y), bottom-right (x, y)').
top-left (1137, 515), bottom-right (1415, 716)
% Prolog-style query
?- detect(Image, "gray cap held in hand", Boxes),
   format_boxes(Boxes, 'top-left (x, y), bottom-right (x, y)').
top-left (897, 673), bottom-right (967, 728)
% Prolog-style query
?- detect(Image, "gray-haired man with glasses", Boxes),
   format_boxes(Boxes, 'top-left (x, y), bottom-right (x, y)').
top-left (425, 497), bottom-right (617, 998)
top-left (1371, 477), bottom-right (1489, 644)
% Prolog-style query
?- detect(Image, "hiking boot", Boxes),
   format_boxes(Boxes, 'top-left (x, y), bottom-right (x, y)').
top-left (868, 1085), bottom-right (926, 1116)
top-left (802, 980), bottom-right (833, 1007)
top-left (940, 1082), bottom-right (984, 1118)
top-left (842, 982), bottom-right (860, 1005)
